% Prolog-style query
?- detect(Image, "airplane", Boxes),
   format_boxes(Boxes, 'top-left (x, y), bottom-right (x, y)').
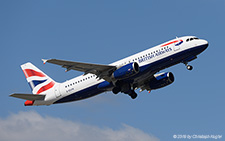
top-left (10, 36), bottom-right (208, 106)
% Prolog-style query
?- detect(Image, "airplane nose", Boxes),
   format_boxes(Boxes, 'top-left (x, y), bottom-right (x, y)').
top-left (203, 40), bottom-right (209, 49)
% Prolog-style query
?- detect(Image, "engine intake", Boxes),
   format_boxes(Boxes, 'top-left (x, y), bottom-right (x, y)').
top-left (112, 62), bottom-right (139, 80)
top-left (149, 72), bottom-right (174, 90)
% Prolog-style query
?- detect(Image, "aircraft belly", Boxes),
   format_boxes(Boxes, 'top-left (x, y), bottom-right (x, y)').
top-left (53, 83), bottom-right (105, 104)
top-left (122, 44), bottom-right (207, 84)
top-left (54, 44), bottom-right (207, 104)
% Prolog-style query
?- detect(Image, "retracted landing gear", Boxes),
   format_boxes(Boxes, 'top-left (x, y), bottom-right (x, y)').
top-left (186, 65), bottom-right (193, 70)
top-left (112, 82), bottom-right (138, 99)
top-left (112, 87), bottom-right (138, 99)
top-left (128, 90), bottom-right (137, 99)
top-left (112, 86), bottom-right (121, 94)
top-left (184, 62), bottom-right (193, 70)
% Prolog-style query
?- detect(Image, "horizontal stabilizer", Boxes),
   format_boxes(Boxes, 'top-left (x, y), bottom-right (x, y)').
top-left (10, 93), bottom-right (46, 101)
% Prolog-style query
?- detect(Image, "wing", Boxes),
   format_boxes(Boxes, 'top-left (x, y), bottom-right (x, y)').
top-left (42, 59), bottom-right (117, 82)
top-left (10, 93), bottom-right (46, 101)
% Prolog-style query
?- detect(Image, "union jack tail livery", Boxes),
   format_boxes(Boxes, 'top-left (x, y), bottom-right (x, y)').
top-left (12, 63), bottom-right (58, 106)
top-left (21, 62), bottom-right (56, 94)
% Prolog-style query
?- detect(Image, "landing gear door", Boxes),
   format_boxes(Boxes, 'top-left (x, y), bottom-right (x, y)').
top-left (54, 84), bottom-right (61, 98)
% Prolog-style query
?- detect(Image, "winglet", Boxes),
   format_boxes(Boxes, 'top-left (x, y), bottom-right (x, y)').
top-left (42, 59), bottom-right (48, 64)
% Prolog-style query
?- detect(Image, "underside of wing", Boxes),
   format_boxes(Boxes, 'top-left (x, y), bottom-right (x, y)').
top-left (10, 93), bottom-right (46, 101)
top-left (42, 59), bottom-right (117, 81)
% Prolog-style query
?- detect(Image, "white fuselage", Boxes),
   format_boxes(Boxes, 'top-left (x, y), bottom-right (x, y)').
top-left (34, 36), bottom-right (208, 105)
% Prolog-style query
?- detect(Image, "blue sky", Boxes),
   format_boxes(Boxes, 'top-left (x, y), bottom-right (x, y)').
top-left (0, 0), bottom-right (225, 140)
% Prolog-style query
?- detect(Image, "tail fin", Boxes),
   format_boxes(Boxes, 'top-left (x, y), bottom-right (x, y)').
top-left (21, 62), bottom-right (56, 94)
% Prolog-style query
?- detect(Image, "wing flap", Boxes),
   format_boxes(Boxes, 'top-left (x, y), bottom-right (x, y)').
top-left (10, 93), bottom-right (46, 101)
top-left (43, 59), bottom-right (117, 81)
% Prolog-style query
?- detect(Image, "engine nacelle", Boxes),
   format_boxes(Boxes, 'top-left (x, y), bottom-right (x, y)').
top-left (149, 72), bottom-right (174, 90)
top-left (112, 62), bottom-right (139, 80)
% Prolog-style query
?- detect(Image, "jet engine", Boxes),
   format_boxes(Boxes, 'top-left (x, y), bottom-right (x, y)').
top-left (112, 62), bottom-right (139, 80)
top-left (149, 72), bottom-right (174, 90)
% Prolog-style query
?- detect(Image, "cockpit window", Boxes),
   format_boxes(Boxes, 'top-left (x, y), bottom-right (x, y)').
top-left (186, 37), bottom-right (199, 42)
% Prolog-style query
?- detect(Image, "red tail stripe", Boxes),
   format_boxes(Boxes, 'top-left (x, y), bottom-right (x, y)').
top-left (24, 100), bottom-right (34, 106)
top-left (23, 69), bottom-right (45, 78)
top-left (37, 81), bottom-right (55, 94)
